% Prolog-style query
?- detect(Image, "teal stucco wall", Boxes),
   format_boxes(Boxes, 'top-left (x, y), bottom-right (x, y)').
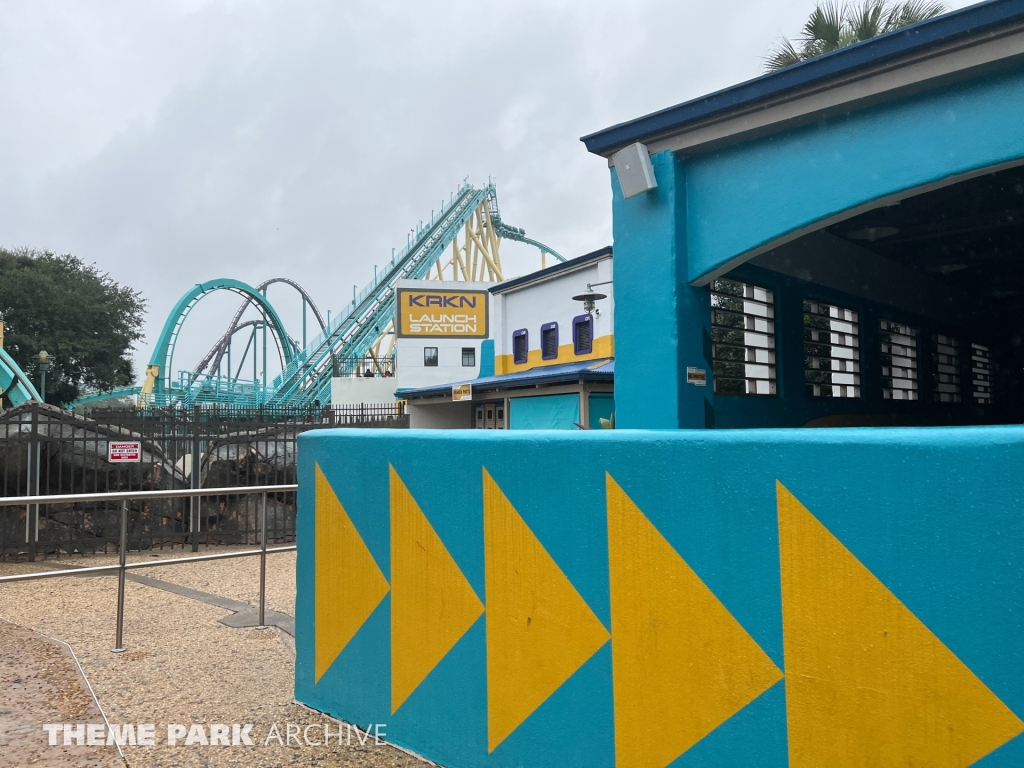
top-left (685, 65), bottom-right (1024, 283)
top-left (296, 427), bottom-right (1024, 767)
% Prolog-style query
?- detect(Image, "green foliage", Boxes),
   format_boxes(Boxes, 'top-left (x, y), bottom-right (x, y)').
top-left (0, 248), bottom-right (146, 406)
top-left (764, 0), bottom-right (946, 71)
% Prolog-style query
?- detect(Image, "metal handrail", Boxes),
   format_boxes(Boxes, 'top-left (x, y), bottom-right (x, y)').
top-left (0, 483), bottom-right (297, 507)
top-left (0, 546), bottom-right (298, 582)
top-left (0, 484), bottom-right (298, 652)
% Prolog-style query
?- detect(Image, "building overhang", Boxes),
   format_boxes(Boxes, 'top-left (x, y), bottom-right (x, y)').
top-left (582, 0), bottom-right (1024, 160)
top-left (399, 359), bottom-right (614, 402)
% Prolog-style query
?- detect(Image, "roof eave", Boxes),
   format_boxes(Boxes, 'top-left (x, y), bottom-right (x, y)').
top-left (399, 369), bottom-right (614, 400)
top-left (581, 0), bottom-right (1024, 157)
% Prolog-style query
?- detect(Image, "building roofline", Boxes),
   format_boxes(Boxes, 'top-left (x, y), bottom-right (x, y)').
top-left (581, 0), bottom-right (1024, 157)
top-left (490, 246), bottom-right (612, 295)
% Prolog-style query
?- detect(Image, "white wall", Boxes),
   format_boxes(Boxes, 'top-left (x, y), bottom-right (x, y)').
top-left (408, 401), bottom-right (472, 428)
top-left (492, 255), bottom-right (613, 363)
top-left (330, 377), bottom-right (398, 405)
top-left (395, 337), bottom-right (482, 390)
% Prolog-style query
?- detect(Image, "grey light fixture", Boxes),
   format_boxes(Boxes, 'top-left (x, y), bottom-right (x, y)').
top-left (573, 281), bottom-right (612, 314)
top-left (34, 350), bottom-right (51, 399)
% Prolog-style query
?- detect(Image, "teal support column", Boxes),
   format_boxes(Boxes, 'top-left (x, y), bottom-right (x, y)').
top-left (611, 151), bottom-right (681, 429)
top-left (677, 244), bottom-right (716, 430)
top-left (611, 150), bottom-right (710, 428)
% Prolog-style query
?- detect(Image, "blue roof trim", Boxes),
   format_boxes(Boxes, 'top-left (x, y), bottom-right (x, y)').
top-left (581, 0), bottom-right (1024, 156)
top-left (490, 246), bottom-right (612, 294)
top-left (398, 358), bottom-right (614, 399)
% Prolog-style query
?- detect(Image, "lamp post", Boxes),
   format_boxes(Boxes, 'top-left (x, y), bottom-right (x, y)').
top-left (28, 350), bottom-right (52, 561)
top-left (34, 350), bottom-right (51, 401)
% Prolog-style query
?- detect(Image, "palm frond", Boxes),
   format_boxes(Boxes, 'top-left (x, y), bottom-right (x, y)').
top-left (764, 36), bottom-right (805, 72)
top-left (802, 1), bottom-right (847, 54)
top-left (848, 0), bottom-right (887, 42)
top-left (883, 0), bottom-right (946, 31)
top-left (763, 0), bottom-right (947, 72)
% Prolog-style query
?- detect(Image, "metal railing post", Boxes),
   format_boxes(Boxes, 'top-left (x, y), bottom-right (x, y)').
top-left (256, 491), bottom-right (268, 630)
top-left (190, 405), bottom-right (201, 552)
top-left (112, 500), bottom-right (127, 653)
top-left (28, 402), bottom-right (39, 562)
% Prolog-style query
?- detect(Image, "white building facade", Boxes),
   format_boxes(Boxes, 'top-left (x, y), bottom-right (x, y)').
top-left (397, 247), bottom-right (614, 429)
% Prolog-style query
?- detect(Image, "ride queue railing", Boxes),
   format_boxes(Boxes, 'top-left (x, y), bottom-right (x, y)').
top-left (0, 485), bottom-right (297, 653)
top-left (0, 402), bottom-right (407, 560)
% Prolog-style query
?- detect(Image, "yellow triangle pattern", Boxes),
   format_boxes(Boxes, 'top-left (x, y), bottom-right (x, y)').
top-left (390, 465), bottom-right (485, 714)
top-left (314, 464), bottom-right (390, 683)
top-left (607, 474), bottom-right (783, 768)
top-left (482, 469), bottom-right (610, 752)
top-left (777, 481), bottom-right (1024, 766)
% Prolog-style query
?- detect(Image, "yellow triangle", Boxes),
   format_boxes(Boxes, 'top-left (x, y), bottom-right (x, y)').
top-left (606, 474), bottom-right (783, 768)
top-left (483, 469), bottom-right (610, 752)
top-left (314, 464), bottom-right (390, 683)
top-left (777, 481), bottom-right (1024, 767)
top-left (390, 466), bottom-right (485, 714)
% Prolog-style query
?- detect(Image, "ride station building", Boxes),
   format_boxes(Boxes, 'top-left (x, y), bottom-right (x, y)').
top-left (584, 0), bottom-right (1024, 431)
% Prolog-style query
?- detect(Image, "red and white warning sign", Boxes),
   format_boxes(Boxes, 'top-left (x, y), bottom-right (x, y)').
top-left (108, 441), bottom-right (142, 463)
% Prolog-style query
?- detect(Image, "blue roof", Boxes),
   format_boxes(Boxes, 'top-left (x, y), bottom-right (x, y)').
top-left (582, 0), bottom-right (1024, 156)
top-left (397, 358), bottom-right (614, 399)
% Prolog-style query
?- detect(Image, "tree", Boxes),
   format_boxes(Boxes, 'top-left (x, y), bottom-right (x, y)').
top-left (0, 248), bottom-right (146, 406)
top-left (764, 0), bottom-right (946, 71)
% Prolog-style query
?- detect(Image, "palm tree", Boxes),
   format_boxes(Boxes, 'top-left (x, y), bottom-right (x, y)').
top-left (764, 0), bottom-right (946, 71)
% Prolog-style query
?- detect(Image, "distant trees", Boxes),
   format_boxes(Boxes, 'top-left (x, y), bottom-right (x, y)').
top-left (765, 0), bottom-right (946, 71)
top-left (0, 248), bottom-right (146, 406)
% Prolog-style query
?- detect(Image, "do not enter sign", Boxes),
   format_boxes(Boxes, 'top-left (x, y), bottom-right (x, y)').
top-left (108, 441), bottom-right (142, 463)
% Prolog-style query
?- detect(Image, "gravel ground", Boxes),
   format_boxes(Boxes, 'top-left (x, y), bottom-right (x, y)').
top-left (48, 544), bottom-right (297, 617)
top-left (0, 549), bottom-right (428, 768)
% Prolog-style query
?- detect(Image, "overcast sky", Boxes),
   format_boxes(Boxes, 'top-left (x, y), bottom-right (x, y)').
top-left (0, 0), bottom-right (976, 384)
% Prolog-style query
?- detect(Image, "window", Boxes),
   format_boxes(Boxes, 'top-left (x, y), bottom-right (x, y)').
top-left (423, 347), bottom-right (438, 367)
top-left (804, 301), bottom-right (860, 398)
top-left (710, 279), bottom-right (776, 395)
top-left (880, 320), bottom-right (918, 400)
top-left (971, 343), bottom-right (993, 404)
top-left (541, 322), bottom-right (559, 360)
top-left (933, 335), bottom-right (961, 402)
top-left (512, 329), bottom-right (528, 364)
top-left (462, 347), bottom-right (476, 367)
top-left (573, 315), bottom-right (593, 355)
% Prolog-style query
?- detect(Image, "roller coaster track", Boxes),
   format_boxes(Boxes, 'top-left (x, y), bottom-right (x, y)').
top-left (269, 180), bottom-right (562, 408)
top-left (68, 181), bottom-right (561, 409)
top-left (0, 347), bottom-right (41, 409)
top-left (193, 278), bottom-right (327, 380)
top-left (268, 181), bottom-right (489, 406)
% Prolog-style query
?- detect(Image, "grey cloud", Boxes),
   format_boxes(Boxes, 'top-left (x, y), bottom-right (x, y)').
top-left (0, 0), bottom-right (977, 381)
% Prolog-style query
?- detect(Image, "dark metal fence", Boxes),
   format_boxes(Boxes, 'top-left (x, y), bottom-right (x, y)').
top-left (334, 356), bottom-right (396, 377)
top-left (0, 401), bottom-right (407, 560)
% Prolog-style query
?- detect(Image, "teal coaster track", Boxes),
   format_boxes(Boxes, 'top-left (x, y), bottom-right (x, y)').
top-left (0, 347), bottom-right (41, 409)
top-left (75, 181), bottom-right (561, 409)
